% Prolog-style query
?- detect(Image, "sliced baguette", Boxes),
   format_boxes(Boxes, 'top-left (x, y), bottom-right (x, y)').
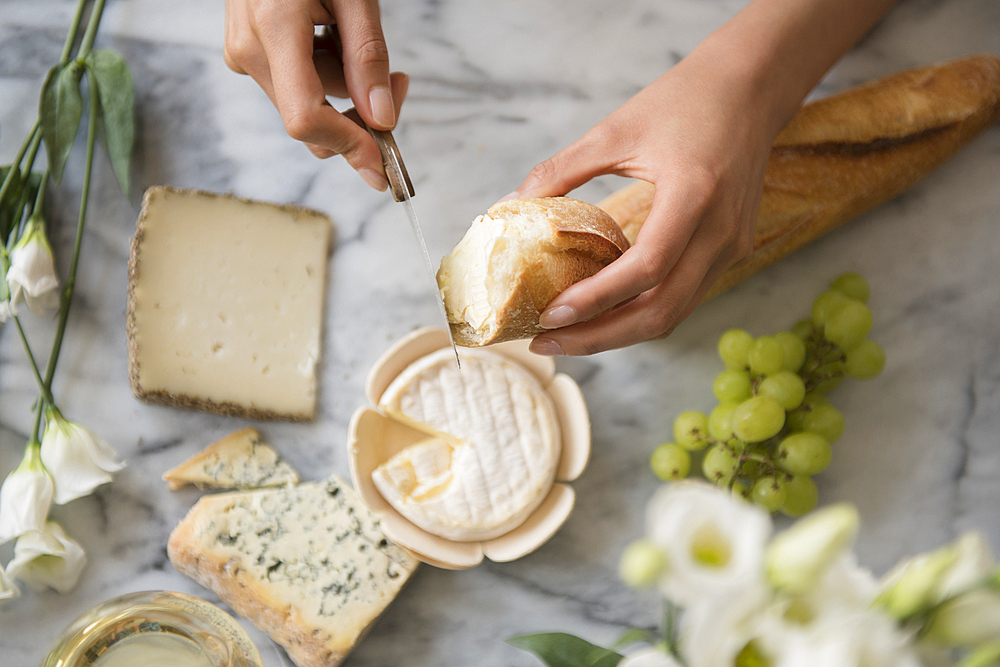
top-left (599, 54), bottom-right (1000, 298)
top-left (162, 427), bottom-right (299, 490)
top-left (437, 197), bottom-right (629, 346)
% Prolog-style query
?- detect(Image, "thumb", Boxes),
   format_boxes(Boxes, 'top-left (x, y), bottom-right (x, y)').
top-left (334, 0), bottom-right (395, 130)
top-left (512, 127), bottom-right (622, 200)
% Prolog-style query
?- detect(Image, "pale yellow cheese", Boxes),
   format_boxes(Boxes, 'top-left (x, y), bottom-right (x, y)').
top-left (129, 188), bottom-right (330, 420)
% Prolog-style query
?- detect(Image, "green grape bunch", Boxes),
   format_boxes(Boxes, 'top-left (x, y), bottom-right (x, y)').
top-left (649, 273), bottom-right (886, 516)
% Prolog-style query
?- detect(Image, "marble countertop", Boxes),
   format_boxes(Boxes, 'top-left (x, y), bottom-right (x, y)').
top-left (2, 0), bottom-right (999, 664)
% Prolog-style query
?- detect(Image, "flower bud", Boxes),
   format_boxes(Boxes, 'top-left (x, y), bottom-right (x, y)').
top-left (0, 443), bottom-right (54, 544)
top-left (619, 539), bottom-right (668, 588)
top-left (764, 503), bottom-right (859, 595)
top-left (923, 588), bottom-right (1000, 647)
top-left (619, 647), bottom-right (684, 667)
top-left (5, 213), bottom-right (60, 315)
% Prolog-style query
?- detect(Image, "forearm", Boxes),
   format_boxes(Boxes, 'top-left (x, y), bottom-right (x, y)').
top-left (687, 0), bottom-right (900, 138)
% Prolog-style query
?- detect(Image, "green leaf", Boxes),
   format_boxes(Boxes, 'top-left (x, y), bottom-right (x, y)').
top-left (611, 629), bottom-right (653, 651)
top-left (39, 62), bottom-right (85, 182)
top-left (508, 633), bottom-right (624, 667)
top-left (86, 50), bottom-right (134, 196)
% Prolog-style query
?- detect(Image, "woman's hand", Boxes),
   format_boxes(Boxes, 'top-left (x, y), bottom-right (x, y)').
top-left (223, 0), bottom-right (408, 191)
top-left (515, 50), bottom-right (778, 357)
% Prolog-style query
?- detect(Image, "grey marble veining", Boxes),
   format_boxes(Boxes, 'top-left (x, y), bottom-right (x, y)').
top-left (1, 0), bottom-right (999, 665)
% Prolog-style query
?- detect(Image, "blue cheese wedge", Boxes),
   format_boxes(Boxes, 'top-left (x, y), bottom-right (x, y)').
top-left (167, 478), bottom-right (419, 667)
top-left (162, 427), bottom-right (299, 490)
top-left (374, 348), bottom-right (561, 541)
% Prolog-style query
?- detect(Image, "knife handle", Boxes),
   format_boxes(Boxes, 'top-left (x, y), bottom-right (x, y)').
top-left (364, 125), bottom-right (415, 202)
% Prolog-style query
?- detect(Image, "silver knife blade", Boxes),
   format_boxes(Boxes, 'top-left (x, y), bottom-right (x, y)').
top-left (365, 125), bottom-right (461, 368)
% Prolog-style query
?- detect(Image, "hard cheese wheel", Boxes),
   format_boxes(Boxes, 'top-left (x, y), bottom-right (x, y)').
top-left (374, 348), bottom-right (561, 541)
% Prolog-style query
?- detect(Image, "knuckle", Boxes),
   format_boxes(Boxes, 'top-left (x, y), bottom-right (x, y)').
top-left (283, 110), bottom-right (320, 143)
top-left (526, 158), bottom-right (560, 188)
top-left (352, 33), bottom-right (390, 68)
top-left (223, 37), bottom-right (254, 72)
top-left (633, 244), bottom-right (670, 289)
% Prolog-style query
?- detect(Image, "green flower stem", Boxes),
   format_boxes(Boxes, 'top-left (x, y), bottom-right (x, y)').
top-left (30, 392), bottom-right (45, 443)
top-left (0, 122), bottom-right (41, 230)
top-left (59, 0), bottom-right (90, 64)
top-left (12, 315), bottom-right (52, 405)
top-left (78, 0), bottom-right (107, 60)
top-left (41, 72), bottom-right (99, 391)
top-left (33, 167), bottom-right (49, 215)
top-left (7, 131), bottom-right (44, 250)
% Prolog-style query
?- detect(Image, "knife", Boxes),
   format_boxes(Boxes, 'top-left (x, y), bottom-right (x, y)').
top-left (365, 124), bottom-right (461, 368)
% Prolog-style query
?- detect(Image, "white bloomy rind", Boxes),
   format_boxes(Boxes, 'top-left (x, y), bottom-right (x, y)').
top-left (374, 348), bottom-right (561, 541)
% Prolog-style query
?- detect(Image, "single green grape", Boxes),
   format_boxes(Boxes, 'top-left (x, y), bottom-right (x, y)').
top-left (845, 339), bottom-right (886, 379)
top-left (780, 475), bottom-right (819, 517)
top-left (739, 459), bottom-right (763, 479)
top-left (824, 300), bottom-right (873, 350)
top-left (775, 331), bottom-right (807, 372)
top-left (731, 480), bottom-right (753, 501)
top-left (732, 396), bottom-right (786, 443)
top-left (713, 370), bottom-right (753, 403)
top-left (650, 443), bottom-right (691, 481)
top-left (811, 360), bottom-right (846, 395)
top-left (786, 393), bottom-right (829, 430)
top-left (800, 403), bottom-right (845, 443)
top-left (759, 371), bottom-right (807, 410)
top-left (791, 319), bottom-right (814, 341)
top-left (708, 403), bottom-right (739, 440)
top-left (619, 539), bottom-right (667, 588)
top-left (831, 272), bottom-right (870, 303)
top-left (751, 476), bottom-right (787, 512)
top-left (812, 290), bottom-right (850, 326)
top-left (777, 432), bottom-right (832, 475)
top-left (673, 411), bottom-right (710, 451)
top-left (718, 328), bottom-right (755, 370)
top-left (702, 445), bottom-right (738, 484)
top-left (749, 336), bottom-right (784, 376)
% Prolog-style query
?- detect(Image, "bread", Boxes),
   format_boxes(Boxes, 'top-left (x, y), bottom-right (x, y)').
top-left (436, 197), bottom-right (629, 346)
top-left (599, 54), bottom-right (1000, 299)
top-left (168, 478), bottom-right (419, 667)
top-left (162, 427), bottom-right (299, 490)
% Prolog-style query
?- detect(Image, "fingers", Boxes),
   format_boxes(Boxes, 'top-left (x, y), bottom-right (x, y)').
top-left (536, 180), bottom-right (710, 329)
top-left (332, 0), bottom-right (396, 130)
top-left (529, 225), bottom-right (729, 356)
top-left (513, 128), bottom-right (623, 199)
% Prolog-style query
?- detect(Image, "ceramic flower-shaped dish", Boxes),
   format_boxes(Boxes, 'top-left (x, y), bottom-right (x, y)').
top-left (348, 327), bottom-right (591, 570)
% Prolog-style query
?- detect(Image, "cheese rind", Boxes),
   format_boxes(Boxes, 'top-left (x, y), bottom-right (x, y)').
top-left (375, 348), bottom-right (561, 541)
top-left (127, 187), bottom-right (331, 421)
top-left (162, 427), bottom-right (299, 490)
top-left (167, 478), bottom-right (419, 667)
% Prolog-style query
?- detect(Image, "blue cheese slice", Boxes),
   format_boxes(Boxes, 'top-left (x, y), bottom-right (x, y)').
top-left (162, 427), bottom-right (299, 490)
top-left (374, 348), bottom-right (561, 541)
top-left (167, 478), bottom-right (418, 667)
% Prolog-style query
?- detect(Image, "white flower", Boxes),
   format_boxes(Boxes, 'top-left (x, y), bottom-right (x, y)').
top-left (619, 647), bottom-right (683, 667)
top-left (764, 503), bottom-right (859, 595)
top-left (680, 587), bottom-right (768, 667)
top-left (645, 482), bottom-right (771, 607)
top-left (0, 565), bottom-right (20, 605)
top-left (0, 444), bottom-right (54, 544)
top-left (40, 407), bottom-right (125, 505)
top-left (878, 531), bottom-right (995, 620)
top-left (5, 520), bottom-right (86, 594)
top-left (5, 213), bottom-right (60, 315)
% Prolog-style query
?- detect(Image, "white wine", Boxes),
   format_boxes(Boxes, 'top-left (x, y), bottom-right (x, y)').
top-left (94, 633), bottom-right (213, 667)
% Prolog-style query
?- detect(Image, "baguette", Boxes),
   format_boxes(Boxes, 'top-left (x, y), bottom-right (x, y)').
top-left (599, 54), bottom-right (1000, 299)
top-left (437, 197), bottom-right (629, 346)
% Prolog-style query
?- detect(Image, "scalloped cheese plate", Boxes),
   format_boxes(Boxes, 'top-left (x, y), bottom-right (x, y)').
top-left (349, 327), bottom-right (591, 569)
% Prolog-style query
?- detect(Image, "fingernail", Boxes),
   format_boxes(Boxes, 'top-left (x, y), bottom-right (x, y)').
top-left (359, 168), bottom-right (388, 191)
top-left (369, 86), bottom-right (395, 128)
top-left (539, 305), bottom-right (577, 329)
top-left (529, 337), bottom-right (564, 357)
top-left (496, 191), bottom-right (519, 204)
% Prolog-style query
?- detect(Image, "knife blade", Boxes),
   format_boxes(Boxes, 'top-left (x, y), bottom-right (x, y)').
top-left (365, 124), bottom-right (461, 368)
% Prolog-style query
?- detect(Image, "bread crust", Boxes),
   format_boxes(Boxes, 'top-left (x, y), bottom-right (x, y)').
top-left (598, 55), bottom-right (1000, 298)
top-left (127, 185), bottom-right (332, 421)
top-left (444, 197), bottom-right (629, 346)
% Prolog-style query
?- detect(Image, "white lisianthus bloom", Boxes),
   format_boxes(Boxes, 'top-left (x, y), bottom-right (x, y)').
top-left (618, 647), bottom-right (683, 667)
top-left (40, 407), bottom-right (125, 505)
top-left (764, 503), bottom-right (859, 595)
top-left (0, 444), bottom-right (54, 544)
top-left (5, 520), bottom-right (86, 593)
top-left (681, 587), bottom-right (768, 667)
top-left (5, 214), bottom-right (60, 314)
top-left (646, 482), bottom-right (772, 607)
top-left (878, 531), bottom-right (995, 620)
top-left (0, 565), bottom-right (20, 605)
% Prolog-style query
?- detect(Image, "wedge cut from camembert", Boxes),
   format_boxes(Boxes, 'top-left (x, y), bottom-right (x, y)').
top-left (127, 186), bottom-right (331, 421)
top-left (162, 427), bottom-right (299, 490)
top-left (168, 477), bottom-right (418, 667)
top-left (374, 348), bottom-right (561, 541)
